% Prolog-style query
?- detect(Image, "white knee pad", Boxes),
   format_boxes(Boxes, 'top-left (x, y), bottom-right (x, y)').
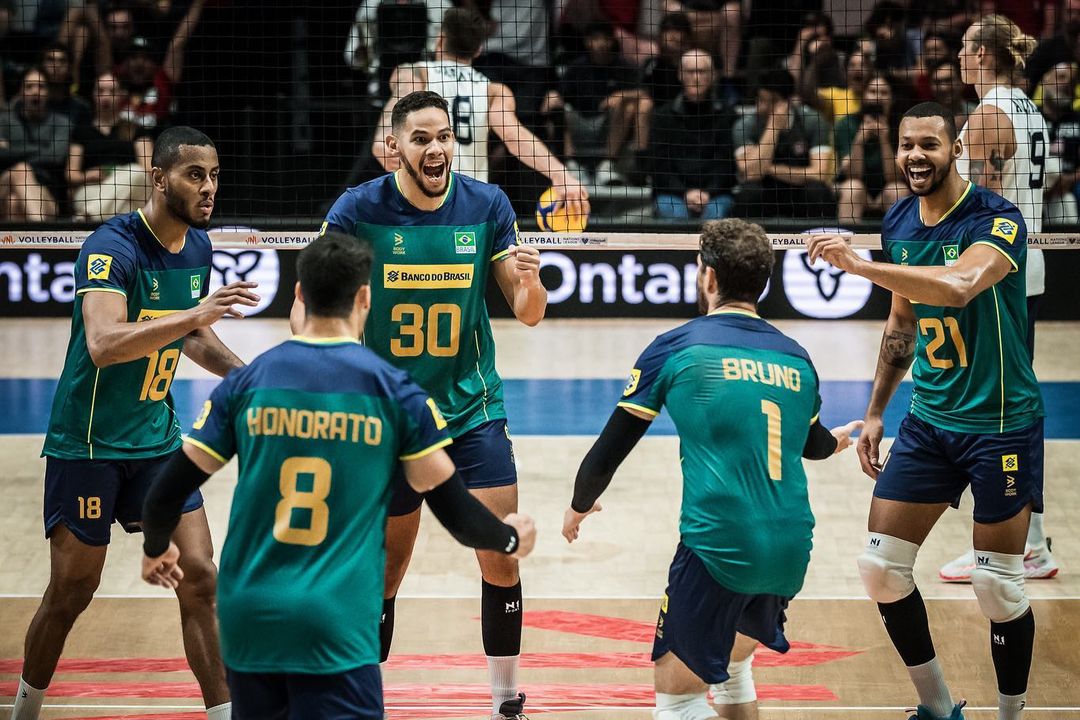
top-left (710, 655), bottom-right (756, 705)
top-left (971, 551), bottom-right (1029, 622)
top-left (654, 692), bottom-right (718, 720)
top-left (857, 533), bottom-right (919, 604)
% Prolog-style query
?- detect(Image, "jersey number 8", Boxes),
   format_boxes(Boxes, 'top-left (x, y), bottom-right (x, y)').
top-left (274, 457), bottom-right (331, 546)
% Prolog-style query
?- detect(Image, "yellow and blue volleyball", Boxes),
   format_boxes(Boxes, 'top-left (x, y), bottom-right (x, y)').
top-left (535, 187), bottom-right (587, 233)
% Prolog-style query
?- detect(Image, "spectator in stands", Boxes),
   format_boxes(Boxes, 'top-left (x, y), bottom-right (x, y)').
top-left (557, 21), bottom-right (652, 185)
top-left (643, 12), bottom-right (694, 108)
top-left (660, 0), bottom-right (742, 86)
top-left (789, 12), bottom-right (843, 98)
top-left (66, 72), bottom-right (153, 222)
top-left (117, 0), bottom-right (205, 129)
top-left (1025, 0), bottom-right (1080, 89)
top-left (909, 32), bottom-right (955, 101)
top-left (803, 46), bottom-right (871, 124)
top-left (1038, 62), bottom-right (1080, 222)
top-left (865, 0), bottom-right (914, 72)
top-left (106, 3), bottom-right (137, 61)
top-left (0, 68), bottom-right (72, 221)
top-left (732, 68), bottom-right (834, 218)
top-left (40, 42), bottom-right (93, 126)
top-left (834, 73), bottom-right (908, 223)
top-left (557, 0), bottom-right (658, 65)
top-left (56, 2), bottom-right (114, 95)
top-left (648, 49), bottom-right (735, 219)
top-left (929, 60), bottom-right (976, 129)
top-left (743, 0), bottom-right (822, 98)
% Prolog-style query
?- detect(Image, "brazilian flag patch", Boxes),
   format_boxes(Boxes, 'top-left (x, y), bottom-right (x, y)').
top-left (990, 217), bottom-right (1019, 244)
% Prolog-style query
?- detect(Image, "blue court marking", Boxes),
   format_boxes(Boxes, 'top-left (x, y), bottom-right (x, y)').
top-left (3, 378), bottom-right (1080, 438)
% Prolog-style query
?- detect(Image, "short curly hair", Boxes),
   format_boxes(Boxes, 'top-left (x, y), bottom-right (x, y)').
top-left (698, 219), bottom-right (774, 303)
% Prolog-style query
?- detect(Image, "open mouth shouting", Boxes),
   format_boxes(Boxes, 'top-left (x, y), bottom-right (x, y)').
top-left (906, 163), bottom-right (935, 193)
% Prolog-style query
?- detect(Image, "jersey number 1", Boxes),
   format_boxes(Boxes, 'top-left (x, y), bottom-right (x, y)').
top-left (761, 399), bottom-right (782, 481)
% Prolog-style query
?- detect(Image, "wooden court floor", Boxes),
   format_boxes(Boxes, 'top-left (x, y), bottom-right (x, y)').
top-left (2, 319), bottom-right (1079, 719)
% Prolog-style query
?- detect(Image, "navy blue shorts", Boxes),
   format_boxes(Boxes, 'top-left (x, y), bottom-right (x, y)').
top-left (651, 542), bottom-right (791, 684)
top-left (226, 664), bottom-right (382, 720)
top-left (875, 414), bottom-right (1044, 524)
top-left (44, 454), bottom-right (204, 546)
top-left (388, 418), bottom-right (517, 516)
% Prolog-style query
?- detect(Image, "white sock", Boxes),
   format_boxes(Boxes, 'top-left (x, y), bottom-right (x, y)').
top-left (206, 702), bottom-right (232, 720)
top-left (1026, 513), bottom-right (1046, 548)
top-left (999, 691), bottom-right (1027, 720)
top-left (486, 655), bottom-right (518, 713)
top-left (653, 692), bottom-right (718, 720)
top-left (907, 657), bottom-right (954, 718)
top-left (11, 677), bottom-right (46, 720)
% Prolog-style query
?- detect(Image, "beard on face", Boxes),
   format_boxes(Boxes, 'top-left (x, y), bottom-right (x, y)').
top-left (401, 152), bottom-right (451, 198)
top-left (905, 153), bottom-right (954, 196)
top-left (164, 182), bottom-right (211, 229)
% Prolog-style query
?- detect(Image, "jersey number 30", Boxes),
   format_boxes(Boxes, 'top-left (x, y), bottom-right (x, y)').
top-left (392, 303), bottom-right (462, 357)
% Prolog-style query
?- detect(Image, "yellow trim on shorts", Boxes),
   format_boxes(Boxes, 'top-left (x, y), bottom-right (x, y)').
top-left (77, 287), bottom-right (127, 297)
top-left (399, 436), bottom-right (453, 461)
top-left (184, 437), bottom-right (230, 464)
top-left (617, 401), bottom-right (660, 417)
top-left (971, 241), bottom-right (1019, 271)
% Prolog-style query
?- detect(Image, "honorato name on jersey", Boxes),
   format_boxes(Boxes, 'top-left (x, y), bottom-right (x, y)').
top-left (721, 358), bottom-right (803, 392)
top-left (245, 406), bottom-right (383, 445)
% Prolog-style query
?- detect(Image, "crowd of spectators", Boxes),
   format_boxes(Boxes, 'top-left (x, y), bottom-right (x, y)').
top-left (3, 0), bottom-right (1080, 224)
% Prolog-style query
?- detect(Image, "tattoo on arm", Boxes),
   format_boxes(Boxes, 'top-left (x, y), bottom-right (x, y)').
top-left (969, 150), bottom-right (1006, 186)
top-left (881, 329), bottom-right (916, 369)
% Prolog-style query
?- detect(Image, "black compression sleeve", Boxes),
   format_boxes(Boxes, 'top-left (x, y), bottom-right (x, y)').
top-left (802, 418), bottom-right (838, 460)
top-left (142, 449), bottom-right (211, 557)
top-left (424, 472), bottom-right (519, 553)
top-left (571, 407), bottom-right (652, 513)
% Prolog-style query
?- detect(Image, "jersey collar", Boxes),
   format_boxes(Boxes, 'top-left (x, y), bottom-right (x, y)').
top-left (392, 169), bottom-right (455, 211)
top-left (290, 335), bottom-right (360, 345)
top-left (707, 308), bottom-right (761, 319)
top-left (137, 208), bottom-right (186, 254)
top-left (919, 180), bottom-right (973, 226)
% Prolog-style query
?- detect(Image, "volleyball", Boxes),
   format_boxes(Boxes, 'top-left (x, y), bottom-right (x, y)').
top-left (535, 187), bottom-right (587, 233)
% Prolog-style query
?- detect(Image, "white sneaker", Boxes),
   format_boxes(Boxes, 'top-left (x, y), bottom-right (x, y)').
top-left (939, 541), bottom-right (1060, 583)
top-left (593, 159), bottom-right (625, 186)
top-left (938, 549), bottom-right (977, 583)
top-left (1024, 539), bottom-right (1060, 579)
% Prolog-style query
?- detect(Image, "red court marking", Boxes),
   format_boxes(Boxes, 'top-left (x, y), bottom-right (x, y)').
top-left (1, 681), bottom-right (837, 703)
top-left (386, 651), bottom-right (651, 669)
top-left (0, 658), bottom-right (192, 674)
top-left (523, 610), bottom-right (656, 642)
top-left (65, 715), bottom-right (204, 720)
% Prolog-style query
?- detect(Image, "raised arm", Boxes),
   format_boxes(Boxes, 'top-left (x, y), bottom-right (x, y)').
top-left (163, 0), bottom-right (205, 83)
top-left (489, 83), bottom-right (590, 219)
top-left (182, 326), bottom-right (244, 377)
top-left (492, 246), bottom-right (546, 327)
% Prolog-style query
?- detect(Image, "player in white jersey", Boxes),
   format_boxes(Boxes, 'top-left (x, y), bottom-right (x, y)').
top-left (938, 14), bottom-right (1060, 583)
top-left (373, 7), bottom-right (589, 220)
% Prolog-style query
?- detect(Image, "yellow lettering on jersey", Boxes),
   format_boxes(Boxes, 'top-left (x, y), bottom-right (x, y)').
top-left (384, 264), bottom-right (474, 289)
top-left (192, 400), bottom-right (212, 430)
top-left (623, 369), bottom-right (641, 396)
top-left (991, 218), bottom-right (1018, 244)
top-left (721, 358), bottom-right (802, 392)
top-left (1001, 454), bottom-right (1019, 471)
top-left (87, 254), bottom-right (113, 280)
top-left (246, 406), bottom-right (383, 446)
